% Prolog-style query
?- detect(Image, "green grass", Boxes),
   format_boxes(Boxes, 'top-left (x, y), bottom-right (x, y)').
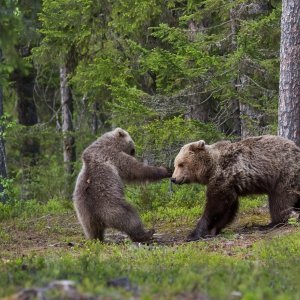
top-left (1, 233), bottom-right (300, 299)
top-left (0, 184), bottom-right (299, 299)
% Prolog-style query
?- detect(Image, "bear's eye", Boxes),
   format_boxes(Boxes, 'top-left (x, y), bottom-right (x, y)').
top-left (178, 163), bottom-right (184, 168)
top-left (130, 148), bottom-right (135, 156)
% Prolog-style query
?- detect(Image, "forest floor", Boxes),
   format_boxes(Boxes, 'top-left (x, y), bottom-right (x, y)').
top-left (0, 199), bottom-right (300, 299)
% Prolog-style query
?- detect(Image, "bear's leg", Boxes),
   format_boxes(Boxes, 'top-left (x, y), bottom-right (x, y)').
top-left (268, 191), bottom-right (297, 226)
top-left (108, 202), bottom-right (155, 242)
top-left (211, 200), bottom-right (239, 235)
top-left (294, 198), bottom-right (300, 211)
top-left (187, 187), bottom-right (238, 241)
top-left (88, 226), bottom-right (105, 241)
top-left (83, 221), bottom-right (105, 241)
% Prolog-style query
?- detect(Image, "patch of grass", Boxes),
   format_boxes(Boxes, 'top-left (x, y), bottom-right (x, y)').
top-left (0, 197), bottom-right (70, 221)
top-left (239, 194), bottom-right (267, 211)
top-left (1, 232), bottom-right (300, 299)
top-left (0, 228), bottom-right (10, 242)
top-left (0, 186), bottom-right (298, 299)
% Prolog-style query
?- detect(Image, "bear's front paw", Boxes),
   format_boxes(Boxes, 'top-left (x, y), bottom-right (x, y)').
top-left (186, 230), bottom-right (202, 242)
top-left (158, 166), bottom-right (173, 178)
top-left (186, 228), bottom-right (212, 242)
top-left (258, 222), bottom-right (285, 231)
top-left (166, 167), bottom-right (174, 178)
top-left (131, 228), bottom-right (155, 243)
top-left (146, 228), bottom-right (155, 237)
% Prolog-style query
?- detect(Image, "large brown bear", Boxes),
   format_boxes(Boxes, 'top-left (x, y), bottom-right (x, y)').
top-left (171, 135), bottom-right (300, 241)
top-left (73, 128), bottom-right (170, 242)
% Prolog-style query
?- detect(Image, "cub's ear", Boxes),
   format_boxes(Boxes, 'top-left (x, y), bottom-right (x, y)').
top-left (189, 140), bottom-right (206, 152)
top-left (115, 128), bottom-right (126, 138)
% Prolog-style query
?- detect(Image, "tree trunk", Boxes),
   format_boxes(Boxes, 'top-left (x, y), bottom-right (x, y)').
top-left (184, 85), bottom-right (212, 122)
top-left (60, 65), bottom-right (76, 176)
top-left (229, 5), bottom-right (242, 137)
top-left (92, 101), bottom-right (100, 135)
top-left (278, 0), bottom-right (300, 146)
top-left (183, 21), bottom-right (212, 123)
top-left (0, 49), bottom-right (8, 202)
top-left (15, 69), bottom-right (40, 163)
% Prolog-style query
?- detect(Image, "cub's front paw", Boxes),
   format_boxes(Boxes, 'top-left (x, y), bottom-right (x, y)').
top-left (131, 228), bottom-right (155, 243)
top-left (159, 167), bottom-right (173, 178)
top-left (146, 228), bottom-right (155, 239)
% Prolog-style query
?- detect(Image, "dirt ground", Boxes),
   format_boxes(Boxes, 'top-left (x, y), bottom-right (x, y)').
top-left (1, 209), bottom-right (298, 261)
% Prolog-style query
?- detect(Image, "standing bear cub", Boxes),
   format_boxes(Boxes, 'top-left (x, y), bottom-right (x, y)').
top-left (171, 135), bottom-right (300, 241)
top-left (73, 128), bottom-right (170, 242)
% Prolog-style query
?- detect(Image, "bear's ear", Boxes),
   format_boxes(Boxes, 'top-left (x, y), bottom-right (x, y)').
top-left (189, 140), bottom-right (206, 152)
top-left (115, 128), bottom-right (126, 138)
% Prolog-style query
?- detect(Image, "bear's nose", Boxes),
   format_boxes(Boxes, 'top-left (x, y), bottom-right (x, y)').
top-left (171, 178), bottom-right (177, 183)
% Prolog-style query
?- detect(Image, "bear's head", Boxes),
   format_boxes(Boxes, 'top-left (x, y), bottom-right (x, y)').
top-left (111, 128), bottom-right (136, 156)
top-left (171, 140), bottom-right (214, 185)
top-left (82, 128), bottom-right (136, 163)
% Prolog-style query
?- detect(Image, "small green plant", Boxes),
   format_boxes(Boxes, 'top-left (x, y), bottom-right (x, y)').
top-left (0, 177), bottom-right (16, 201)
top-left (288, 215), bottom-right (300, 226)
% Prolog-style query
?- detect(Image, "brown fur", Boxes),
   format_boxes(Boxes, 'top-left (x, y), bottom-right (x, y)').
top-left (171, 135), bottom-right (300, 240)
top-left (73, 128), bottom-right (170, 242)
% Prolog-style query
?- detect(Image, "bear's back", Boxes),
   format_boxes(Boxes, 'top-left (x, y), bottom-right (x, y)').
top-left (215, 135), bottom-right (300, 190)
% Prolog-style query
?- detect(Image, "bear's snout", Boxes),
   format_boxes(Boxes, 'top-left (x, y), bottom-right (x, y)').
top-left (171, 177), bottom-right (177, 184)
top-left (171, 177), bottom-right (186, 184)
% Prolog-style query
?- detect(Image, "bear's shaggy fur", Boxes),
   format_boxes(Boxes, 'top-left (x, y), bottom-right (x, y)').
top-left (73, 128), bottom-right (170, 242)
top-left (171, 135), bottom-right (300, 241)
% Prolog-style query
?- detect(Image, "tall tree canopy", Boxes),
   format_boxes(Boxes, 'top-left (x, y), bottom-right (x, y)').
top-left (0, 0), bottom-right (295, 201)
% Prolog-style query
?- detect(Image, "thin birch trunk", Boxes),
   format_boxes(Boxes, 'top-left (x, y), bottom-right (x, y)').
top-left (60, 65), bottom-right (76, 176)
top-left (0, 49), bottom-right (8, 202)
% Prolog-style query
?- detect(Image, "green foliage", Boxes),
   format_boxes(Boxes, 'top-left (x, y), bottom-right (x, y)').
top-left (126, 181), bottom-right (205, 212)
top-left (0, 0), bottom-right (22, 84)
top-left (126, 116), bottom-right (224, 165)
top-left (1, 0), bottom-right (283, 204)
top-left (0, 177), bottom-right (15, 200)
top-left (35, 0), bottom-right (102, 62)
top-left (0, 0), bottom-right (21, 55)
top-left (5, 118), bottom-right (99, 201)
top-left (110, 0), bottom-right (163, 35)
top-left (0, 197), bottom-right (68, 221)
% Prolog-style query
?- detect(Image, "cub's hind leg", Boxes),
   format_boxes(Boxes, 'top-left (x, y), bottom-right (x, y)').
top-left (107, 201), bottom-right (154, 242)
top-left (87, 225), bottom-right (105, 241)
top-left (75, 206), bottom-right (105, 241)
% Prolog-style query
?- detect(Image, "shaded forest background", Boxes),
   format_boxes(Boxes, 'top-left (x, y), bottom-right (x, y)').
top-left (0, 0), bottom-right (285, 202)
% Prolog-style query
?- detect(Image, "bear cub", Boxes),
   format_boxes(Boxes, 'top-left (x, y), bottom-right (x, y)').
top-left (73, 128), bottom-right (170, 242)
top-left (171, 135), bottom-right (300, 241)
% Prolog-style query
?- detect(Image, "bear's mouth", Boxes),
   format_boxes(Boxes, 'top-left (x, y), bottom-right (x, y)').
top-left (176, 177), bottom-right (187, 184)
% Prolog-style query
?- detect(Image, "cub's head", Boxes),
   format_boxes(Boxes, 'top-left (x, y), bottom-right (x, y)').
top-left (111, 128), bottom-right (136, 156)
top-left (171, 140), bottom-right (213, 185)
